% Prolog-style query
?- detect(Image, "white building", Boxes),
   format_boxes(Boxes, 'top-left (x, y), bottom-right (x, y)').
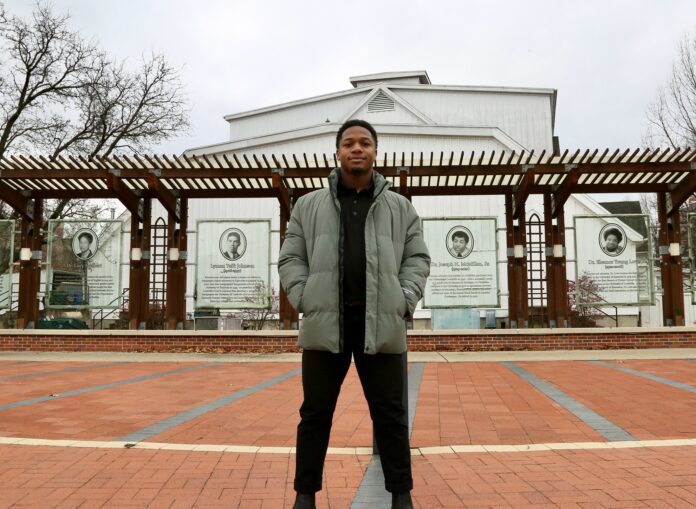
top-left (170, 70), bottom-right (660, 327)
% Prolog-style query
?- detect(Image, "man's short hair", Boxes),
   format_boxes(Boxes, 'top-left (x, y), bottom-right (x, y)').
top-left (78, 232), bottom-right (93, 244)
top-left (603, 228), bottom-right (623, 244)
top-left (335, 119), bottom-right (378, 148)
top-left (451, 230), bottom-right (468, 243)
top-left (227, 232), bottom-right (240, 241)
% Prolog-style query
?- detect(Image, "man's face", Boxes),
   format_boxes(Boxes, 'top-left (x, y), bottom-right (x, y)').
top-left (605, 234), bottom-right (619, 252)
top-left (452, 236), bottom-right (466, 254)
top-left (79, 237), bottom-right (90, 252)
top-left (336, 126), bottom-right (377, 176)
top-left (226, 235), bottom-right (240, 253)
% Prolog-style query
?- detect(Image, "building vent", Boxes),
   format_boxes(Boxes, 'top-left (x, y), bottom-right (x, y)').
top-left (367, 91), bottom-right (395, 112)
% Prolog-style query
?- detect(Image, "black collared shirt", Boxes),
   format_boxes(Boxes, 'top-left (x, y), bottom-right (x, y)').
top-left (337, 177), bottom-right (374, 306)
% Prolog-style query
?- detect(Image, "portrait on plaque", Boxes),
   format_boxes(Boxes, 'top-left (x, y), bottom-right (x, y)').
top-left (72, 228), bottom-right (98, 261)
top-left (446, 226), bottom-right (473, 259)
top-left (219, 228), bottom-right (246, 261)
top-left (598, 224), bottom-right (626, 257)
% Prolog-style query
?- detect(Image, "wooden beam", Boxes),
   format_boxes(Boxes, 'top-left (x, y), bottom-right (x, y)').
top-left (271, 171), bottom-right (291, 218)
top-left (512, 167), bottom-right (535, 219)
top-left (146, 172), bottom-right (180, 222)
top-left (667, 166), bottom-right (696, 216)
top-left (106, 172), bottom-right (142, 221)
top-left (551, 165), bottom-right (579, 218)
top-left (0, 182), bottom-right (33, 220)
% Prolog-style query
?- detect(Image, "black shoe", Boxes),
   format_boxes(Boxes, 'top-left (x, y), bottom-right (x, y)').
top-left (292, 492), bottom-right (316, 509)
top-left (392, 491), bottom-right (414, 509)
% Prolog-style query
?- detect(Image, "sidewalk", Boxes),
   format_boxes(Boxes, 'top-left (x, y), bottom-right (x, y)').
top-left (1, 351), bottom-right (696, 507)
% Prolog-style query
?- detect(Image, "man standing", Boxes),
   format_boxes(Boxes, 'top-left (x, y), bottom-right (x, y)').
top-left (279, 119), bottom-right (430, 509)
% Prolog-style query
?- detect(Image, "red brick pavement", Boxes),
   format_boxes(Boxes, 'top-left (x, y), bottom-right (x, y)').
top-left (0, 363), bottom-right (296, 441)
top-left (412, 446), bottom-right (696, 508)
top-left (0, 445), bottom-right (369, 509)
top-left (150, 365), bottom-right (373, 448)
top-left (411, 363), bottom-right (605, 447)
top-left (605, 359), bottom-right (696, 385)
top-left (519, 361), bottom-right (696, 440)
top-left (2, 444), bottom-right (696, 508)
top-left (1, 358), bottom-right (696, 507)
top-left (0, 362), bottom-right (197, 405)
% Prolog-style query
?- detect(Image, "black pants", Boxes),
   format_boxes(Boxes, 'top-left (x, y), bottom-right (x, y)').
top-left (294, 307), bottom-right (412, 494)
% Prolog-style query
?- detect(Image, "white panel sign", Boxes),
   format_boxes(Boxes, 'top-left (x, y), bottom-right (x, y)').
top-left (195, 220), bottom-right (271, 309)
top-left (0, 221), bottom-right (14, 309)
top-left (47, 220), bottom-right (123, 308)
top-left (422, 217), bottom-right (499, 308)
top-left (574, 215), bottom-right (653, 306)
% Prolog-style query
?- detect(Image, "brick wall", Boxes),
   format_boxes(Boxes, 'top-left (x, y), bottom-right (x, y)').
top-left (1, 328), bottom-right (696, 353)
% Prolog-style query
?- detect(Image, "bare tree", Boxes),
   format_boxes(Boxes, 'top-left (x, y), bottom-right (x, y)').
top-left (645, 34), bottom-right (696, 148)
top-left (0, 2), bottom-right (190, 222)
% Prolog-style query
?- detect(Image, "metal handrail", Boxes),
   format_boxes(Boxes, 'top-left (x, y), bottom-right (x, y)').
top-left (567, 279), bottom-right (619, 326)
top-left (91, 288), bottom-right (129, 330)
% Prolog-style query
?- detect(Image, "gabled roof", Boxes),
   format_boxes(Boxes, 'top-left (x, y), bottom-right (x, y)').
top-left (222, 73), bottom-right (557, 123)
top-left (349, 70), bottom-right (431, 87)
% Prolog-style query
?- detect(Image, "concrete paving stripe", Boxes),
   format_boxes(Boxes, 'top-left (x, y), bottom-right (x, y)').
top-left (592, 360), bottom-right (696, 395)
top-left (0, 362), bottom-right (223, 411)
top-left (0, 362), bottom-right (128, 382)
top-left (502, 361), bottom-right (636, 442)
top-left (3, 435), bottom-right (696, 454)
top-left (351, 362), bottom-right (426, 508)
top-left (118, 367), bottom-right (301, 442)
top-left (407, 362), bottom-right (425, 438)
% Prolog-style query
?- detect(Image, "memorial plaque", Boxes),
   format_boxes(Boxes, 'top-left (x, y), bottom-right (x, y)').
top-left (195, 220), bottom-right (271, 309)
top-left (47, 220), bottom-right (123, 308)
top-left (422, 217), bottom-right (499, 308)
top-left (0, 221), bottom-right (14, 309)
top-left (574, 215), bottom-right (653, 306)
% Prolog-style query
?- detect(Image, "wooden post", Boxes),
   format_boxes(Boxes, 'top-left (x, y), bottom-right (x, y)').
top-left (657, 193), bottom-right (684, 325)
top-left (166, 198), bottom-right (188, 330)
top-left (516, 205), bottom-right (529, 327)
top-left (138, 199), bottom-right (152, 328)
top-left (543, 195), bottom-right (557, 327)
top-left (128, 210), bottom-right (142, 330)
top-left (506, 195), bottom-right (528, 328)
top-left (177, 198), bottom-right (188, 328)
top-left (505, 194), bottom-right (518, 327)
top-left (669, 210), bottom-right (684, 326)
top-left (658, 193), bottom-right (684, 326)
top-left (554, 207), bottom-right (569, 327)
top-left (17, 199), bottom-right (42, 329)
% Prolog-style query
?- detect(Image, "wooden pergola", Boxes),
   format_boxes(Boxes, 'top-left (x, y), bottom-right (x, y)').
top-left (1, 146), bottom-right (694, 329)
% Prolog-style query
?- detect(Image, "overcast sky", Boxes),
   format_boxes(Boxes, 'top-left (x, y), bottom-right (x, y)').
top-left (4, 0), bottom-right (696, 162)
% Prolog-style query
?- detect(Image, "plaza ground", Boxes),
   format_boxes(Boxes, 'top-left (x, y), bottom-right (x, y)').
top-left (1, 349), bottom-right (696, 508)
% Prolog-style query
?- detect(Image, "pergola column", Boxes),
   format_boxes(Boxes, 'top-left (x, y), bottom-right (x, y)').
top-left (273, 169), bottom-right (298, 330)
top-left (658, 193), bottom-right (685, 326)
top-left (543, 194), bottom-right (569, 327)
top-left (129, 199), bottom-right (152, 329)
top-left (166, 198), bottom-right (188, 329)
top-left (506, 194), bottom-right (529, 328)
top-left (17, 199), bottom-right (42, 329)
top-left (553, 207), bottom-right (569, 326)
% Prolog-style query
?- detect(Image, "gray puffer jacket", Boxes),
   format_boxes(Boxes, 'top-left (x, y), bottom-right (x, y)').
top-left (278, 168), bottom-right (430, 354)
